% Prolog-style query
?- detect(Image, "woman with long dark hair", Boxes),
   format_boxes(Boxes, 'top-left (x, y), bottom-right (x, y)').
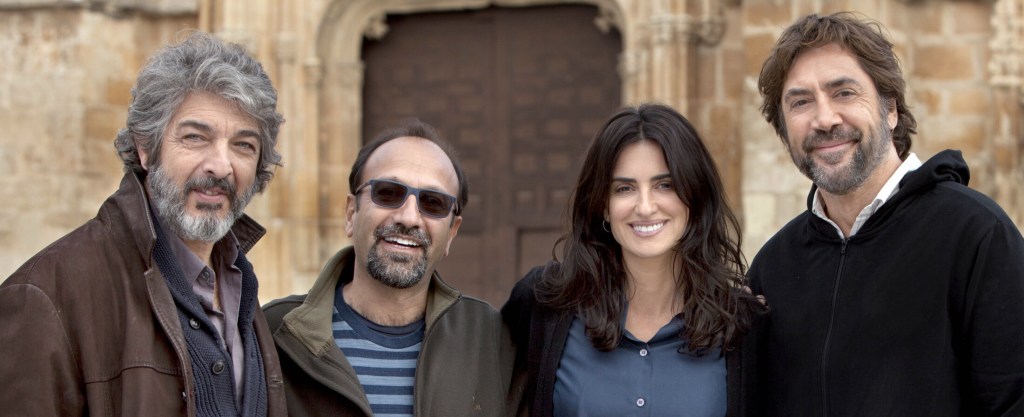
top-left (502, 103), bottom-right (765, 417)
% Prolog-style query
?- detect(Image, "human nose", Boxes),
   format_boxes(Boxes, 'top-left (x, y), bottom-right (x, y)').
top-left (810, 99), bottom-right (842, 132)
top-left (391, 193), bottom-right (425, 228)
top-left (202, 140), bottom-right (233, 179)
top-left (635, 189), bottom-right (656, 217)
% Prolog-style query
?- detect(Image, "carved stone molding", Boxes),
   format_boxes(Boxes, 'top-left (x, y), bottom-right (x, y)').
top-left (323, 61), bottom-right (364, 89)
top-left (594, 2), bottom-right (622, 33)
top-left (303, 57), bottom-right (323, 87)
top-left (363, 12), bottom-right (389, 40)
top-left (638, 2), bottom-right (725, 46)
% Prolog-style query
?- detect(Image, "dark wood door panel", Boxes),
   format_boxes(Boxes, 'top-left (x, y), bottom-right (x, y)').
top-left (362, 5), bottom-right (621, 306)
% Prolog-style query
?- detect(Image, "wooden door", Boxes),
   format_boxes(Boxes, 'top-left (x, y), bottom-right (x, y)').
top-left (362, 5), bottom-right (621, 306)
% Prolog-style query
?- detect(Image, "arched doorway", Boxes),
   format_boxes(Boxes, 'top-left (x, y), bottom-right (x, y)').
top-left (361, 4), bottom-right (622, 305)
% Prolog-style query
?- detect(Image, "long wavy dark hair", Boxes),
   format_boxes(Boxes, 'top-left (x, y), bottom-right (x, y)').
top-left (536, 103), bottom-right (763, 355)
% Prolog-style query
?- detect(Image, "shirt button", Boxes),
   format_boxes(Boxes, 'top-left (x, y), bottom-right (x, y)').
top-left (636, 398), bottom-right (645, 407)
top-left (212, 360), bottom-right (225, 375)
top-left (639, 348), bottom-right (648, 357)
top-left (189, 318), bottom-right (200, 329)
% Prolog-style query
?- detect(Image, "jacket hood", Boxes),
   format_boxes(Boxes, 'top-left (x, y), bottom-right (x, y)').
top-left (897, 149), bottom-right (970, 196)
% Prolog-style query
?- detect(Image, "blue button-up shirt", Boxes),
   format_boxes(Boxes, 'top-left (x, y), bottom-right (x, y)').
top-left (553, 314), bottom-right (726, 417)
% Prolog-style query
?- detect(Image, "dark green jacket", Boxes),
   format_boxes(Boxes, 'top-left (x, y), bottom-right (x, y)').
top-left (263, 247), bottom-right (516, 417)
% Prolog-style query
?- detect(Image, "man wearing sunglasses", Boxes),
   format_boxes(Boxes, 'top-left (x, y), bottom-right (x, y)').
top-left (263, 120), bottom-right (516, 417)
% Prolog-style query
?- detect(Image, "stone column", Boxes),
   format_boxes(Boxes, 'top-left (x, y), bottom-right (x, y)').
top-left (990, 0), bottom-right (1024, 227)
top-left (621, 0), bottom-right (724, 114)
top-left (204, 0), bottom-right (330, 298)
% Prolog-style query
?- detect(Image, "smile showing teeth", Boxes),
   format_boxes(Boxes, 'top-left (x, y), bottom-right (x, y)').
top-left (633, 222), bottom-right (664, 233)
top-left (385, 237), bottom-right (420, 247)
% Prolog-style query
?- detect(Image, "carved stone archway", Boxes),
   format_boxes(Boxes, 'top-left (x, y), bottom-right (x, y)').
top-left (312, 0), bottom-right (628, 261)
top-left (312, 0), bottom-right (728, 260)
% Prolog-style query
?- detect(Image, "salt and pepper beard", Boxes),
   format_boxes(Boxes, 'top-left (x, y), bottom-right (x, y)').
top-left (366, 224), bottom-right (432, 289)
top-left (148, 164), bottom-right (255, 243)
top-left (791, 105), bottom-right (893, 196)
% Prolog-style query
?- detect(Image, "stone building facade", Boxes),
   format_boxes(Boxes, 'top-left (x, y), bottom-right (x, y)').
top-left (1, 0), bottom-right (1021, 305)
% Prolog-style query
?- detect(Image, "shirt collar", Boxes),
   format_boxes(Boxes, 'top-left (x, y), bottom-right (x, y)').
top-left (149, 201), bottom-right (240, 285)
top-left (811, 152), bottom-right (923, 238)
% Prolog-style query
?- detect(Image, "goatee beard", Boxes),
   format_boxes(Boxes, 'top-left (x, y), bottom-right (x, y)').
top-left (366, 224), bottom-right (432, 289)
top-left (148, 165), bottom-right (255, 243)
top-left (793, 117), bottom-right (891, 196)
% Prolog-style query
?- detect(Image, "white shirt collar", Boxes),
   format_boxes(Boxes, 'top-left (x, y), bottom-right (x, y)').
top-left (812, 153), bottom-right (923, 239)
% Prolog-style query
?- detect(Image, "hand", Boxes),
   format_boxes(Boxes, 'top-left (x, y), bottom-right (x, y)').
top-left (743, 285), bottom-right (768, 306)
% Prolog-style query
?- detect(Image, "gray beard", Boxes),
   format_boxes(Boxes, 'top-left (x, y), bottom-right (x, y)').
top-left (794, 116), bottom-right (892, 196)
top-left (148, 165), bottom-right (254, 243)
top-left (366, 224), bottom-right (431, 289)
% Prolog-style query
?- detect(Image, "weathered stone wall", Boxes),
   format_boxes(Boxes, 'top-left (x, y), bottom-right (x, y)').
top-left (0, 5), bottom-right (197, 278)
top-left (1, 0), bottom-right (1020, 304)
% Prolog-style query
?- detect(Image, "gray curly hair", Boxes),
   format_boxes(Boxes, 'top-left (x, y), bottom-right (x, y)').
top-left (114, 31), bottom-right (284, 193)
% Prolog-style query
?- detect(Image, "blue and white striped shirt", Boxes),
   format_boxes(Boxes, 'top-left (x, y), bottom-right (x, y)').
top-left (333, 284), bottom-right (424, 417)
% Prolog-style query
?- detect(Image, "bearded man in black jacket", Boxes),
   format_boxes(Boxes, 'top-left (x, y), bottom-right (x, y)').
top-left (749, 11), bottom-right (1024, 417)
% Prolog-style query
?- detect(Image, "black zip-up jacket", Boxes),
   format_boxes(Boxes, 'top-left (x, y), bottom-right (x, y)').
top-left (748, 150), bottom-right (1024, 416)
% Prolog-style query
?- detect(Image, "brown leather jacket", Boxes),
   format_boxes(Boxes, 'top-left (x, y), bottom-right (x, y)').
top-left (0, 173), bottom-right (287, 417)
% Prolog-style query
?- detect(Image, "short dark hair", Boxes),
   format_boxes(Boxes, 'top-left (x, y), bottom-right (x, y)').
top-left (113, 31), bottom-right (284, 192)
top-left (537, 103), bottom-right (762, 355)
top-left (758, 11), bottom-right (916, 159)
top-left (348, 119), bottom-right (468, 216)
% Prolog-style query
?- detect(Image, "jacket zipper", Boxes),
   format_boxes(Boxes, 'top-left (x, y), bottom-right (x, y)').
top-left (821, 239), bottom-right (848, 417)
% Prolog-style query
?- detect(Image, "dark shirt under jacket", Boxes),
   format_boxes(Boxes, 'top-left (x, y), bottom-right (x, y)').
top-left (157, 207), bottom-right (247, 405)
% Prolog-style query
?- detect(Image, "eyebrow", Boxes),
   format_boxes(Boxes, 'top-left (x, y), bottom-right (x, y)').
top-left (783, 76), bottom-right (864, 102)
top-left (176, 119), bottom-right (261, 140)
top-left (824, 76), bottom-right (863, 91)
top-left (612, 173), bottom-right (672, 183)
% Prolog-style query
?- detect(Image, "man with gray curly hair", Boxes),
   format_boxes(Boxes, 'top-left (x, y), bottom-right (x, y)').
top-left (0, 31), bottom-right (287, 417)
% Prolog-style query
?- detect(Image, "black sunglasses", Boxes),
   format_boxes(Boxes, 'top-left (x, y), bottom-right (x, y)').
top-left (355, 179), bottom-right (458, 219)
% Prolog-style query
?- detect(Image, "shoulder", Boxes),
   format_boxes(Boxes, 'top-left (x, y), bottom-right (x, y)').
top-left (4, 213), bottom-right (134, 301)
top-left (504, 261), bottom-right (560, 311)
top-left (931, 181), bottom-right (1015, 223)
top-left (750, 213), bottom-right (812, 262)
top-left (451, 295), bottom-right (503, 318)
top-left (261, 294), bottom-right (308, 330)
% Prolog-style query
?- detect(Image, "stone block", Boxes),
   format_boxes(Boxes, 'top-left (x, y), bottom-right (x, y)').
top-left (696, 49), bottom-right (718, 101)
top-left (904, 5), bottom-right (943, 34)
top-left (723, 49), bottom-right (744, 99)
top-left (911, 88), bottom-right (942, 115)
top-left (104, 78), bottom-right (133, 106)
top-left (913, 44), bottom-right (976, 80)
top-left (949, 88), bottom-right (990, 116)
top-left (951, 2), bottom-right (992, 36)
top-left (743, 1), bottom-right (794, 27)
top-left (84, 106), bottom-right (121, 140)
top-left (744, 33), bottom-right (777, 77)
top-left (922, 117), bottom-right (986, 154)
top-left (743, 192), bottom-right (777, 240)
